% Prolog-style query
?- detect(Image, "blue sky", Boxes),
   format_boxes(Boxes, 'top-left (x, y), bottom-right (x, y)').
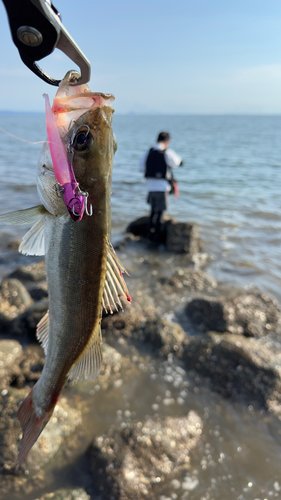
top-left (1, 0), bottom-right (281, 113)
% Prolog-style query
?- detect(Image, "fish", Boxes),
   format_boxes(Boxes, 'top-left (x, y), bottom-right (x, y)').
top-left (0, 70), bottom-right (130, 467)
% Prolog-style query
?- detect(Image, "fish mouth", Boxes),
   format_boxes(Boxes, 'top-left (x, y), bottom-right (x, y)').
top-left (52, 92), bottom-right (115, 114)
top-left (51, 71), bottom-right (115, 132)
top-left (57, 70), bottom-right (114, 102)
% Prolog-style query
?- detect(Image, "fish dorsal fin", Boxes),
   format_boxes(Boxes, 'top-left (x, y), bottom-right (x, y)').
top-left (102, 240), bottom-right (131, 314)
top-left (0, 205), bottom-right (47, 225)
top-left (36, 311), bottom-right (49, 354)
top-left (19, 216), bottom-right (45, 256)
top-left (68, 327), bottom-right (102, 380)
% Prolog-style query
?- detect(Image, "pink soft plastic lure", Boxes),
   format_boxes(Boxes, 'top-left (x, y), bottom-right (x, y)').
top-left (43, 93), bottom-right (85, 221)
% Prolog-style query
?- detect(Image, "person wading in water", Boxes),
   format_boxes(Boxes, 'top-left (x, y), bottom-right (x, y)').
top-left (139, 131), bottom-right (183, 242)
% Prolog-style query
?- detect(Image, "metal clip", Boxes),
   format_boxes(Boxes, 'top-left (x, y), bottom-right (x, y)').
top-left (3, 0), bottom-right (91, 86)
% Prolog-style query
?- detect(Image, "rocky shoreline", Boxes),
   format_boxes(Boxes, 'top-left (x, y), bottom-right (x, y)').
top-left (1, 217), bottom-right (281, 499)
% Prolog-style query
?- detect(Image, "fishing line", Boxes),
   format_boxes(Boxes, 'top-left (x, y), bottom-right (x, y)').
top-left (0, 125), bottom-right (46, 145)
top-left (0, 125), bottom-right (66, 152)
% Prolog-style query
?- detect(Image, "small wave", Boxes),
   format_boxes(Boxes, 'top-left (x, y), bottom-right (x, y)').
top-left (248, 211), bottom-right (281, 221)
top-left (10, 184), bottom-right (36, 191)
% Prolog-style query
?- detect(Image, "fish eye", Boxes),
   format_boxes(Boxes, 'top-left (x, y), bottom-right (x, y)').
top-left (73, 131), bottom-right (93, 151)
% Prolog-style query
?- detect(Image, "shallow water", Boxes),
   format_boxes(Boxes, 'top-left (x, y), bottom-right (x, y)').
top-left (68, 355), bottom-right (281, 500)
top-left (4, 347), bottom-right (281, 500)
top-left (1, 113), bottom-right (281, 499)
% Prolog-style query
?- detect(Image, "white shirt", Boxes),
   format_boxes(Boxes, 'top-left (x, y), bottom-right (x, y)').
top-left (139, 142), bottom-right (182, 192)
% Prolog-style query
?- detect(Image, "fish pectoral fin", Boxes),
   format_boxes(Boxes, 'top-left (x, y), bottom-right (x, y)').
top-left (68, 328), bottom-right (102, 381)
top-left (20, 216), bottom-right (45, 256)
top-left (36, 311), bottom-right (49, 354)
top-left (0, 205), bottom-right (49, 256)
top-left (20, 209), bottom-right (55, 256)
top-left (102, 240), bottom-right (131, 314)
top-left (0, 205), bottom-right (47, 225)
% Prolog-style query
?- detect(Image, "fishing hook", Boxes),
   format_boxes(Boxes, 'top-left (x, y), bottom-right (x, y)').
top-left (83, 192), bottom-right (93, 216)
top-left (72, 205), bottom-right (84, 217)
top-left (72, 191), bottom-right (93, 217)
top-left (85, 203), bottom-right (93, 216)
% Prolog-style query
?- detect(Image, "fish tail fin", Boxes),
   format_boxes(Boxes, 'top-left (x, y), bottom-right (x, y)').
top-left (16, 388), bottom-right (53, 469)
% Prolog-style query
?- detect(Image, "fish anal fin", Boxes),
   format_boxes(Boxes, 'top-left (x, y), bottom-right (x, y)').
top-left (36, 311), bottom-right (49, 354)
top-left (17, 388), bottom-right (53, 468)
top-left (0, 205), bottom-right (47, 225)
top-left (68, 329), bottom-right (102, 381)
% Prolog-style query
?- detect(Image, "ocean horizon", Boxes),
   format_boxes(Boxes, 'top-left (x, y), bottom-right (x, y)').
top-left (3, 110), bottom-right (281, 116)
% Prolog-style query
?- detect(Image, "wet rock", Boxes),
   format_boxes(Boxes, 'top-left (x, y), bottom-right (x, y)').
top-left (35, 489), bottom-right (90, 500)
top-left (186, 290), bottom-right (281, 337)
top-left (114, 233), bottom-right (141, 251)
top-left (0, 279), bottom-right (33, 328)
top-left (7, 240), bottom-right (21, 252)
top-left (138, 316), bottom-right (185, 356)
top-left (9, 261), bottom-right (46, 283)
top-left (165, 219), bottom-right (202, 254)
top-left (0, 388), bottom-right (81, 474)
top-left (230, 291), bottom-right (281, 337)
top-left (126, 216), bottom-right (151, 239)
top-left (0, 340), bottom-right (22, 382)
top-left (126, 216), bottom-right (202, 253)
top-left (7, 345), bottom-right (45, 389)
top-left (181, 333), bottom-right (281, 410)
top-left (28, 283), bottom-right (48, 302)
top-left (0, 387), bottom-right (22, 474)
top-left (25, 395), bottom-right (81, 470)
top-left (186, 298), bottom-right (226, 333)
top-left (97, 343), bottom-right (124, 390)
top-left (160, 268), bottom-right (216, 293)
top-left (87, 411), bottom-right (202, 499)
top-left (102, 307), bottom-right (185, 356)
top-left (11, 298), bottom-right (49, 338)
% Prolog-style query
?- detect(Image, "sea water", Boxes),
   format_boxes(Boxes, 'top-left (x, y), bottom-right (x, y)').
top-left (0, 113), bottom-right (280, 300)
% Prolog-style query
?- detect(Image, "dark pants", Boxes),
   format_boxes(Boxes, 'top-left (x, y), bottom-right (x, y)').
top-left (147, 191), bottom-right (168, 242)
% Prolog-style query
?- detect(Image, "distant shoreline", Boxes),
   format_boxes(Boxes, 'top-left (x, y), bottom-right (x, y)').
top-left (0, 110), bottom-right (44, 115)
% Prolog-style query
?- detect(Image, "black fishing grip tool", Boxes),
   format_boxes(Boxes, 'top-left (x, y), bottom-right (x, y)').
top-left (2, 0), bottom-right (91, 86)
